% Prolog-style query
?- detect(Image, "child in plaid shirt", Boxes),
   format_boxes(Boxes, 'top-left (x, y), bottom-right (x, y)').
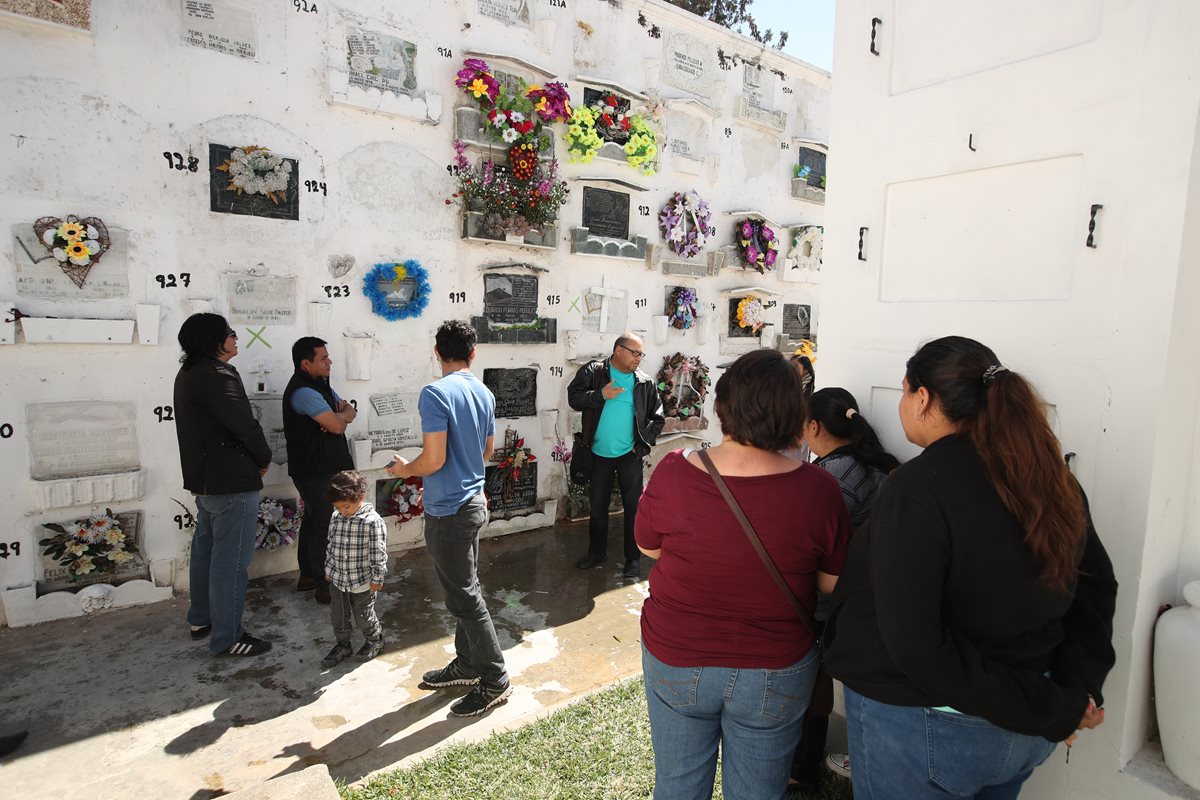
top-left (321, 470), bottom-right (388, 667)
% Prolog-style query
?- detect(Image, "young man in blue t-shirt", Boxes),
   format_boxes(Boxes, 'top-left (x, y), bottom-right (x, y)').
top-left (567, 332), bottom-right (665, 579)
top-left (386, 320), bottom-right (511, 717)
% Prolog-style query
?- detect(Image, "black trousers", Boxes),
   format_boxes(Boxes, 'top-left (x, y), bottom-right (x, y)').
top-left (587, 450), bottom-right (642, 563)
top-left (292, 473), bottom-right (335, 589)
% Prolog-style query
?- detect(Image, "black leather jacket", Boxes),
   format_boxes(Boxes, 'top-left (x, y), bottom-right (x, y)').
top-left (173, 358), bottom-right (271, 495)
top-left (567, 357), bottom-right (664, 457)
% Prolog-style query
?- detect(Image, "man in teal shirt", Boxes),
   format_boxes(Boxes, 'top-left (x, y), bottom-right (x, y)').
top-left (567, 332), bottom-right (664, 578)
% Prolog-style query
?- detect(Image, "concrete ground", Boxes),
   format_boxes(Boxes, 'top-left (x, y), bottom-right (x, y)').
top-left (0, 519), bottom-right (846, 799)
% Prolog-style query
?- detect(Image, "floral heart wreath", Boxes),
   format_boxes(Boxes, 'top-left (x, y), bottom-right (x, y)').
top-left (33, 215), bottom-right (110, 289)
top-left (363, 260), bottom-right (431, 321)
top-left (736, 218), bottom-right (779, 274)
top-left (658, 191), bottom-right (712, 259)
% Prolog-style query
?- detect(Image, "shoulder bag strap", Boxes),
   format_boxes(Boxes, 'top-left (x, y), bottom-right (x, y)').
top-left (698, 448), bottom-right (816, 636)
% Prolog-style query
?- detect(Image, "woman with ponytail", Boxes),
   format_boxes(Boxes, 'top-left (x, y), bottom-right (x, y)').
top-left (823, 336), bottom-right (1117, 800)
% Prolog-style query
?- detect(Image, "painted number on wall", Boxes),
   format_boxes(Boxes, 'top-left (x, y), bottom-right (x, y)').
top-left (637, 205), bottom-right (651, 217)
top-left (449, 291), bottom-right (466, 303)
top-left (156, 273), bottom-right (191, 288)
top-left (437, 47), bottom-right (453, 58)
top-left (0, 423), bottom-right (13, 439)
top-left (162, 151), bottom-right (199, 172)
top-left (293, 0), bottom-right (317, 12)
top-left (348, 399), bottom-right (358, 410)
top-left (304, 180), bottom-right (328, 196)
top-left (548, 0), bottom-right (567, 8)
top-left (545, 294), bottom-right (561, 305)
top-left (780, 142), bottom-right (791, 150)
top-left (724, 127), bottom-right (733, 138)
top-left (173, 512), bottom-right (195, 530)
top-left (323, 285), bottom-right (350, 298)
top-left (549, 366), bottom-right (563, 377)
top-left (0, 542), bottom-right (21, 559)
top-left (634, 298), bottom-right (648, 308)
top-left (154, 405), bottom-right (175, 423)
top-left (782, 86), bottom-right (794, 95)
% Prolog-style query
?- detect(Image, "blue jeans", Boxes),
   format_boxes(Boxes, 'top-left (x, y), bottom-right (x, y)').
top-left (188, 491), bottom-right (259, 654)
top-left (844, 687), bottom-right (1058, 800)
top-left (424, 493), bottom-right (508, 687)
top-left (643, 643), bottom-right (819, 800)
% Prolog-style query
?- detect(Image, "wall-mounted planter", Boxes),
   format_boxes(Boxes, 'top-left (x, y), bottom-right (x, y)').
top-left (31, 468), bottom-right (146, 512)
top-left (21, 317), bottom-right (135, 344)
top-left (135, 304), bottom-right (160, 345)
top-left (1, 580), bottom-right (172, 628)
top-left (645, 244), bottom-right (724, 278)
top-left (463, 212), bottom-right (558, 250)
top-left (791, 178), bottom-right (826, 204)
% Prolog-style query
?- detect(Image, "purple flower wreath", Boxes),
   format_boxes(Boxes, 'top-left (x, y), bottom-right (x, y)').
top-left (666, 286), bottom-right (699, 330)
top-left (736, 218), bottom-right (779, 274)
top-left (658, 191), bottom-right (712, 259)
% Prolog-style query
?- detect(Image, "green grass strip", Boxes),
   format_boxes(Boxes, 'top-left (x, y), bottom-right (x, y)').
top-left (344, 678), bottom-right (852, 800)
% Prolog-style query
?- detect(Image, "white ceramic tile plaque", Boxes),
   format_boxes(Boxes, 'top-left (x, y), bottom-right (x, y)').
top-left (28, 401), bottom-right (140, 480)
top-left (368, 390), bottom-right (422, 452)
top-left (181, 0), bottom-right (257, 61)
top-left (12, 224), bottom-right (129, 301)
top-left (225, 273), bottom-right (297, 326)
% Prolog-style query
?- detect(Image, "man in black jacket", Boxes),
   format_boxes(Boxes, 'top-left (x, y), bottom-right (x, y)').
top-left (567, 332), bottom-right (664, 578)
top-left (174, 313), bottom-right (273, 657)
top-left (282, 337), bottom-right (356, 604)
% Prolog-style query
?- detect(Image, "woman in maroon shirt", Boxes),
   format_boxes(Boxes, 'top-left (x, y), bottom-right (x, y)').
top-left (636, 349), bottom-right (852, 800)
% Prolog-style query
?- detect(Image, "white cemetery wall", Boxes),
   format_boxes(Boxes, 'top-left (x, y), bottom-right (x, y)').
top-left (822, 2), bottom-right (1200, 799)
top-left (0, 0), bottom-right (828, 623)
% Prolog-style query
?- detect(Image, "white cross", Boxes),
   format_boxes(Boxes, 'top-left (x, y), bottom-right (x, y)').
top-left (586, 274), bottom-right (626, 334)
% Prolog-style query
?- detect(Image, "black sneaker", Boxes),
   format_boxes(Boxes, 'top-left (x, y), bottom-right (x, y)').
top-left (575, 553), bottom-right (607, 570)
top-left (622, 560), bottom-right (641, 579)
top-left (321, 641), bottom-right (353, 668)
top-left (422, 659), bottom-right (480, 687)
top-left (450, 681), bottom-right (512, 717)
top-left (225, 633), bottom-right (272, 657)
top-left (356, 638), bottom-right (385, 662)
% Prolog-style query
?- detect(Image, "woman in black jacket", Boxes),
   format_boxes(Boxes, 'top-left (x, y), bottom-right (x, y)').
top-left (173, 313), bottom-right (273, 657)
top-left (823, 336), bottom-right (1116, 799)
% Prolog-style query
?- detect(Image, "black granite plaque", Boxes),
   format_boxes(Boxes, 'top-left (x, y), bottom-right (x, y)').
top-left (485, 461), bottom-right (538, 513)
top-left (582, 187), bottom-right (630, 241)
top-left (483, 368), bottom-right (538, 417)
top-left (483, 274), bottom-right (538, 324)
top-left (782, 303), bottom-right (811, 340)
top-left (797, 148), bottom-right (827, 189)
top-left (209, 144), bottom-right (300, 221)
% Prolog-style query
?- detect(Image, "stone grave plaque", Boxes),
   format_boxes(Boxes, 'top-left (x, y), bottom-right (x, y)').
top-left (209, 143), bottom-right (300, 221)
top-left (485, 461), bottom-right (538, 513)
top-left (346, 27), bottom-right (417, 97)
top-left (367, 390), bottom-right (422, 452)
top-left (663, 31), bottom-right (717, 97)
top-left (483, 368), bottom-right (537, 417)
top-left (28, 401), bottom-right (140, 481)
top-left (582, 187), bottom-right (631, 241)
top-left (797, 148), bottom-right (827, 188)
top-left (11, 222), bottom-right (130, 301)
top-left (666, 112), bottom-right (708, 162)
top-left (39, 510), bottom-right (147, 594)
top-left (476, 0), bottom-right (531, 27)
top-left (225, 273), bottom-right (297, 326)
top-left (482, 274), bottom-right (538, 324)
top-left (782, 304), bottom-right (812, 341)
top-left (182, 0), bottom-right (257, 61)
top-left (248, 394), bottom-right (286, 464)
top-left (743, 63), bottom-right (776, 112)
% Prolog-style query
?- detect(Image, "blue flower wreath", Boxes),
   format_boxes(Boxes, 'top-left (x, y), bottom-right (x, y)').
top-left (362, 260), bottom-right (430, 321)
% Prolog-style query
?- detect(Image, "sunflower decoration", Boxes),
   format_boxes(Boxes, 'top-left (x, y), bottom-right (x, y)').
top-left (508, 142), bottom-right (539, 181)
top-left (33, 214), bottom-right (111, 289)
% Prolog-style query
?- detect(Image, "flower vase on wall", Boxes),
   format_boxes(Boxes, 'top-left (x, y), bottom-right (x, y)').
top-left (1155, 580), bottom-right (1200, 790)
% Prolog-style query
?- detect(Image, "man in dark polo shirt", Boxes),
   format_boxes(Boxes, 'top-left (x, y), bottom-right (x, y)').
top-left (283, 337), bottom-right (356, 604)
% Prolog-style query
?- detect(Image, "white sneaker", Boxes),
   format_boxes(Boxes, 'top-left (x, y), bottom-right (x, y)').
top-left (826, 753), bottom-right (851, 778)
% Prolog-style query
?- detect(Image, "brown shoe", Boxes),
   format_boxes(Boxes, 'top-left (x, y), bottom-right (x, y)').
top-left (315, 587), bottom-right (331, 604)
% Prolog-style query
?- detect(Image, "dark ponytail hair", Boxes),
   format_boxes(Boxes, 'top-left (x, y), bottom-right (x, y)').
top-left (906, 336), bottom-right (1085, 592)
top-left (790, 354), bottom-right (815, 402)
top-left (806, 388), bottom-right (900, 474)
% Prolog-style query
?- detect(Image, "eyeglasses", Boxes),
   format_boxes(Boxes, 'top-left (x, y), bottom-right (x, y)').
top-left (619, 344), bottom-right (645, 359)
top-left (225, 330), bottom-right (238, 338)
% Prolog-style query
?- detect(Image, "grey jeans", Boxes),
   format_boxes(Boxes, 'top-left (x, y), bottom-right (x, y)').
top-left (423, 493), bottom-right (509, 687)
top-left (330, 587), bottom-right (382, 644)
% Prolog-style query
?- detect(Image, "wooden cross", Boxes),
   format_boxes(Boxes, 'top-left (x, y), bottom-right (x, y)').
top-left (586, 274), bottom-right (626, 334)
